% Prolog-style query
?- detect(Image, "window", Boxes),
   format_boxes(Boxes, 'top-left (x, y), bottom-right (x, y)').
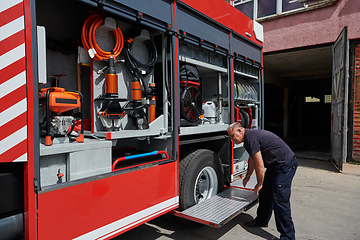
top-left (234, 0), bottom-right (253, 4)
top-left (305, 96), bottom-right (320, 102)
top-left (234, 0), bottom-right (254, 19)
top-left (257, 0), bottom-right (276, 18)
top-left (324, 95), bottom-right (331, 103)
top-left (234, 0), bottom-right (310, 20)
top-left (282, 0), bottom-right (304, 12)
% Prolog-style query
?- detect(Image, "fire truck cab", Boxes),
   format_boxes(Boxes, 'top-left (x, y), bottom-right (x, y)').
top-left (0, 0), bottom-right (263, 239)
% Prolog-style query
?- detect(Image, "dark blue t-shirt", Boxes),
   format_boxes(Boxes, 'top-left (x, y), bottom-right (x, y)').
top-left (243, 129), bottom-right (294, 168)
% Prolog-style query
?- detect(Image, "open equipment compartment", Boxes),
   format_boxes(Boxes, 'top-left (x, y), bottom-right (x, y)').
top-left (176, 4), bottom-right (231, 137)
top-left (90, 20), bottom-right (172, 140)
top-left (232, 33), bottom-right (263, 176)
top-left (36, 0), bottom-right (174, 189)
top-left (34, 1), bottom-right (178, 238)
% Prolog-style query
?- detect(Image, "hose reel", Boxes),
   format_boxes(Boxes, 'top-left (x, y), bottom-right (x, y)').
top-left (179, 64), bottom-right (202, 123)
top-left (180, 86), bottom-right (202, 123)
top-left (81, 14), bottom-right (124, 61)
top-left (235, 105), bottom-right (253, 129)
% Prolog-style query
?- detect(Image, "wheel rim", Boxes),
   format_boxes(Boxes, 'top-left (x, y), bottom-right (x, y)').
top-left (194, 166), bottom-right (218, 204)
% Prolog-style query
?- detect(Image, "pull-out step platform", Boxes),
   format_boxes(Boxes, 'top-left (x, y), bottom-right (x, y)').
top-left (172, 176), bottom-right (258, 228)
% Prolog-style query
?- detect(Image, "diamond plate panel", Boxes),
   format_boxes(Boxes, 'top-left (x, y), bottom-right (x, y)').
top-left (179, 177), bottom-right (258, 227)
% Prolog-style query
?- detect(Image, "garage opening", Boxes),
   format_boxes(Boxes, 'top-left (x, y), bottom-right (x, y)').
top-left (263, 45), bottom-right (332, 159)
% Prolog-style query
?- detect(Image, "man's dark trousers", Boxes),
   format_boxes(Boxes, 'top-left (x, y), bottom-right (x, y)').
top-left (255, 157), bottom-right (298, 240)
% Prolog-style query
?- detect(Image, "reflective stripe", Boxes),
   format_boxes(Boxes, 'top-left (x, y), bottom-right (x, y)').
top-left (74, 197), bottom-right (179, 240)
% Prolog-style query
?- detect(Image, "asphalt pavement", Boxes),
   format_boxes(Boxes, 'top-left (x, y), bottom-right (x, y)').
top-left (113, 158), bottom-right (360, 240)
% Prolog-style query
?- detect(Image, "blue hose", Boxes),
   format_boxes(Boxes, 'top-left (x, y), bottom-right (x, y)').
top-left (123, 150), bottom-right (159, 160)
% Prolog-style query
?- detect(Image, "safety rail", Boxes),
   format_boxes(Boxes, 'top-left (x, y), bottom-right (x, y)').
top-left (112, 150), bottom-right (169, 171)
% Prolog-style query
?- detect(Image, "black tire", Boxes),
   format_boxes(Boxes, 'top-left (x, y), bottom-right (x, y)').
top-left (179, 149), bottom-right (224, 212)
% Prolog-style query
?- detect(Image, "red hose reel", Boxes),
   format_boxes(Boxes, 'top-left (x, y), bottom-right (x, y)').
top-left (235, 105), bottom-right (253, 129)
top-left (179, 64), bottom-right (202, 123)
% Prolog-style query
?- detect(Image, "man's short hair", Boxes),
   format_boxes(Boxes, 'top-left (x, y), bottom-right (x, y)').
top-left (227, 122), bottom-right (243, 131)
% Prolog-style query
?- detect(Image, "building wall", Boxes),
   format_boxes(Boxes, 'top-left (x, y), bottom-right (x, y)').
top-left (351, 43), bottom-right (360, 161)
top-left (260, 0), bottom-right (360, 53)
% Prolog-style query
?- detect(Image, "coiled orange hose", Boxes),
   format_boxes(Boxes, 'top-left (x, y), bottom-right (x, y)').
top-left (81, 14), bottom-right (124, 61)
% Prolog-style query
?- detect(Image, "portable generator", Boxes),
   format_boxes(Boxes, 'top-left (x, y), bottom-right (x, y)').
top-left (39, 87), bottom-right (84, 146)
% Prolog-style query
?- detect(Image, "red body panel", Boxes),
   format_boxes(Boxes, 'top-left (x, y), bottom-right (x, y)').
top-left (23, 0), bottom-right (37, 238)
top-left (173, 0), bottom-right (180, 200)
top-left (180, 0), bottom-right (262, 46)
top-left (37, 161), bottom-right (178, 240)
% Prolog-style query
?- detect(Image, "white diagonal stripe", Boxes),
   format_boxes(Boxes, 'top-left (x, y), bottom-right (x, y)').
top-left (74, 197), bottom-right (178, 240)
top-left (0, 43), bottom-right (25, 70)
top-left (0, 16), bottom-right (24, 42)
top-left (0, 98), bottom-right (27, 127)
top-left (0, 125), bottom-right (27, 155)
top-left (13, 153), bottom-right (28, 162)
top-left (0, 0), bottom-right (22, 13)
top-left (0, 71), bottom-right (26, 98)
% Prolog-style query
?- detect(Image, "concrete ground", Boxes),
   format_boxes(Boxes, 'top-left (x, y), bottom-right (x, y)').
top-left (113, 158), bottom-right (360, 240)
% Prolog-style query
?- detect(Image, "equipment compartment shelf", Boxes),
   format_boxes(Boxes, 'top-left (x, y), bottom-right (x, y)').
top-left (92, 115), bottom-right (166, 140)
top-left (234, 70), bottom-right (258, 80)
top-left (180, 123), bottom-right (228, 136)
top-left (40, 138), bottom-right (112, 156)
top-left (39, 138), bottom-right (112, 188)
top-left (179, 56), bottom-right (227, 74)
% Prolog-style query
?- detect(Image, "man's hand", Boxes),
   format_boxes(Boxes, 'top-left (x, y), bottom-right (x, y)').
top-left (252, 151), bottom-right (265, 196)
top-left (243, 176), bottom-right (250, 187)
top-left (254, 183), bottom-right (262, 196)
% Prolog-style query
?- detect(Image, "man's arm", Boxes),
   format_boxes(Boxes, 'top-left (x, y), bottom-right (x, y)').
top-left (242, 156), bottom-right (254, 187)
top-left (252, 151), bottom-right (265, 195)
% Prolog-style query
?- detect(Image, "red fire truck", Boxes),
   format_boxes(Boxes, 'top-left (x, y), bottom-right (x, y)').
top-left (0, 0), bottom-right (264, 239)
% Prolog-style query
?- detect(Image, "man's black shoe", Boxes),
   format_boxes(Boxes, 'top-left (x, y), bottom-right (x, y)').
top-left (244, 220), bottom-right (268, 228)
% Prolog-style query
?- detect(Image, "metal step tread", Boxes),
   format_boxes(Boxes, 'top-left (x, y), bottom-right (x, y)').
top-left (178, 176), bottom-right (258, 228)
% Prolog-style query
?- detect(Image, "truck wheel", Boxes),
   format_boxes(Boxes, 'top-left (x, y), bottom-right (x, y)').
top-left (179, 149), bottom-right (224, 211)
